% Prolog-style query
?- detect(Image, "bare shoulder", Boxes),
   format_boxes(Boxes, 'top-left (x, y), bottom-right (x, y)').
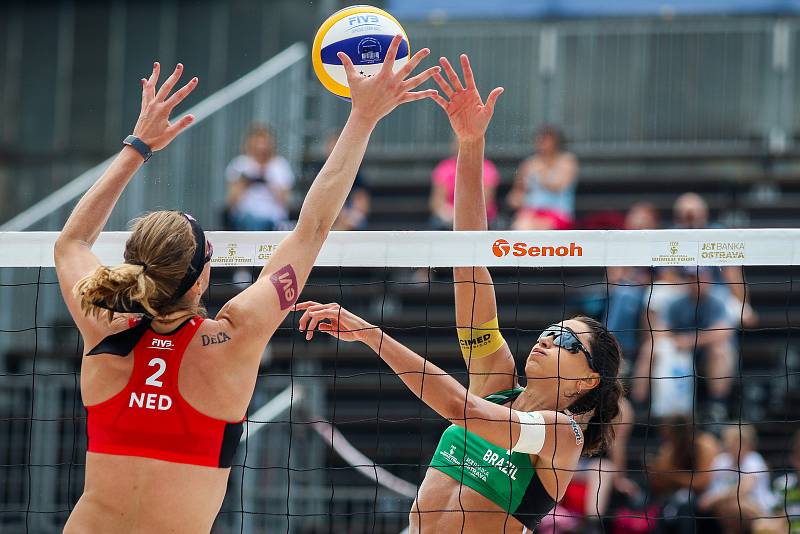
top-left (532, 410), bottom-right (584, 497)
top-left (192, 317), bottom-right (237, 349)
top-left (559, 152), bottom-right (578, 168)
top-left (517, 156), bottom-right (538, 173)
top-left (536, 410), bottom-right (585, 459)
top-left (80, 314), bottom-right (138, 354)
top-left (185, 317), bottom-right (261, 376)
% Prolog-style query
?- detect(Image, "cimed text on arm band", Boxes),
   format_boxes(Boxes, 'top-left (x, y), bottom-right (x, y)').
top-left (457, 316), bottom-right (506, 359)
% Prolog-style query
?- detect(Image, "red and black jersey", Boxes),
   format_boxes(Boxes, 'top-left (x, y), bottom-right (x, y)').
top-left (85, 317), bottom-right (243, 468)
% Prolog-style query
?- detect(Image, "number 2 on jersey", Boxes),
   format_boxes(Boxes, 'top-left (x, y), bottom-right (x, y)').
top-left (145, 358), bottom-right (166, 387)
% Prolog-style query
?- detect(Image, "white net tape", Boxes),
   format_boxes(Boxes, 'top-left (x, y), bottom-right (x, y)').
top-left (0, 229), bottom-right (798, 267)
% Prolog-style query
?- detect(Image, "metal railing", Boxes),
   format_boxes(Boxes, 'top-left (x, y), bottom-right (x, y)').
top-left (316, 18), bottom-right (799, 157)
top-left (0, 42), bottom-right (308, 232)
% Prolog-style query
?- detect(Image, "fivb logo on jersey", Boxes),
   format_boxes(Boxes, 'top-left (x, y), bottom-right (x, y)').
top-left (150, 338), bottom-right (174, 350)
top-left (492, 239), bottom-right (583, 258)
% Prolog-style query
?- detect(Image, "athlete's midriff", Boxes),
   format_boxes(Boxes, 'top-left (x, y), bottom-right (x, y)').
top-left (410, 469), bottom-right (527, 534)
top-left (416, 389), bottom-right (556, 532)
top-left (64, 452), bottom-right (229, 534)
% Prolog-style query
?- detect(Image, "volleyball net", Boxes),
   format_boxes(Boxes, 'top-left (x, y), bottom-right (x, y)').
top-left (0, 229), bottom-right (798, 533)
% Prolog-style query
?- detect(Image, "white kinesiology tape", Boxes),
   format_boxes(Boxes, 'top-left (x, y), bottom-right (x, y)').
top-left (510, 411), bottom-right (546, 455)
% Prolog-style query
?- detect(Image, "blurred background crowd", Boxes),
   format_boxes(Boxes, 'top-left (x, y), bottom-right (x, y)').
top-left (2, 1), bottom-right (800, 533)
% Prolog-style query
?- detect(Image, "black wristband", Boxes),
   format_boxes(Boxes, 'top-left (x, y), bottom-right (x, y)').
top-left (123, 135), bottom-right (153, 162)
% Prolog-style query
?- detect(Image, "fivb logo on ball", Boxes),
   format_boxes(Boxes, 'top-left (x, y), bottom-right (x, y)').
top-left (492, 239), bottom-right (583, 258)
top-left (312, 5), bottom-right (410, 99)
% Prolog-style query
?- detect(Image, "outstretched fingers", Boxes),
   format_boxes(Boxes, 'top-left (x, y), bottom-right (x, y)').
top-left (304, 307), bottom-right (343, 339)
top-left (142, 62), bottom-right (160, 103)
top-left (294, 301), bottom-right (320, 312)
top-left (459, 54), bottom-right (476, 90)
top-left (164, 77), bottom-right (198, 110)
top-left (430, 91), bottom-right (450, 111)
top-left (337, 52), bottom-right (359, 84)
top-left (396, 47), bottom-right (430, 81)
top-left (485, 87), bottom-right (504, 114)
top-left (167, 114), bottom-right (195, 137)
top-left (432, 70), bottom-right (455, 98)
top-left (439, 57), bottom-right (464, 92)
top-left (297, 302), bottom-right (340, 339)
top-left (402, 65), bottom-right (440, 92)
top-left (401, 89), bottom-right (438, 104)
top-left (156, 63), bottom-right (184, 102)
top-left (380, 34), bottom-right (403, 75)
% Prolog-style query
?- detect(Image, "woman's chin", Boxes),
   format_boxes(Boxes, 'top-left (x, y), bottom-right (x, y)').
top-left (524, 362), bottom-right (542, 380)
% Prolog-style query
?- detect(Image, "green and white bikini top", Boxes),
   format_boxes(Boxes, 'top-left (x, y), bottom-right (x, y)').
top-left (429, 388), bottom-right (561, 530)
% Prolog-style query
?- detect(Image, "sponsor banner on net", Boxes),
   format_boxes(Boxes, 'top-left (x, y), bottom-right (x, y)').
top-left (650, 240), bottom-right (698, 266)
top-left (699, 241), bottom-right (746, 264)
top-left (491, 238), bottom-right (584, 259)
top-left (211, 242), bottom-right (255, 267)
top-left (257, 242), bottom-right (280, 262)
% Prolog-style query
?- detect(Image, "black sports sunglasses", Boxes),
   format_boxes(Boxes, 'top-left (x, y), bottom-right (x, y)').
top-left (537, 324), bottom-right (596, 372)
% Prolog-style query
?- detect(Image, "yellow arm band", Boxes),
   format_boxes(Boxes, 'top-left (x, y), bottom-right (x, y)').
top-left (457, 317), bottom-right (506, 359)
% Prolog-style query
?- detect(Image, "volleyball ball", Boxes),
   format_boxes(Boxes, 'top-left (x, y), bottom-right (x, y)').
top-left (312, 5), bottom-right (409, 100)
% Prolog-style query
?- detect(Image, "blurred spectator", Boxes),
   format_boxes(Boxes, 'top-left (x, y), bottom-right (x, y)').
top-left (508, 125), bottom-right (578, 230)
top-left (325, 130), bottom-right (371, 231)
top-left (429, 137), bottom-right (499, 230)
top-left (673, 192), bottom-right (710, 230)
top-left (770, 429), bottom-right (800, 533)
top-left (224, 124), bottom-right (295, 231)
top-left (634, 267), bottom-right (735, 422)
top-left (699, 424), bottom-right (776, 533)
top-left (673, 193), bottom-right (757, 328)
top-left (649, 415), bottom-right (720, 534)
top-left (605, 202), bottom-right (661, 361)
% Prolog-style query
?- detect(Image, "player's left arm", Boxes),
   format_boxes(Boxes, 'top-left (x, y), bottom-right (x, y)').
top-left (55, 62), bottom-right (196, 342)
top-left (297, 301), bottom-right (582, 467)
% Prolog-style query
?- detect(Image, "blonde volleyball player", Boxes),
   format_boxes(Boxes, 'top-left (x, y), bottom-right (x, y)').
top-left (296, 55), bottom-right (624, 534)
top-left (56, 38), bottom-right (439, 533)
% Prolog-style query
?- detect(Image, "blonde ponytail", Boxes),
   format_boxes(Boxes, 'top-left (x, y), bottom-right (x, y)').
top-left (74, 263), bottom-right (162, 320)
top-left (72, 211), bottom-right (205, 321)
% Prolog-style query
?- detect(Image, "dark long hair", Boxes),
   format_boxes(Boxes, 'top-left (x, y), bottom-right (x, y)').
top-left (565, 316), bottom-right (625, 456)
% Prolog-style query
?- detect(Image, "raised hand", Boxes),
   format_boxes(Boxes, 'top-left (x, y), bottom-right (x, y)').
top-left (132, 62), bottom-right (198, 151)
top-left (295, 301), bottom-right (377, 343)
top-left (340, 35), bottom-right (440, 125)
top-left (431, 54), bottom-right (503, 142)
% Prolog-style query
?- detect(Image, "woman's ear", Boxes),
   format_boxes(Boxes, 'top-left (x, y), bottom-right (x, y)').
top-left (577, 373), bottom-right (600, 395)
top-left (193, 276), bottom-right (204, 298)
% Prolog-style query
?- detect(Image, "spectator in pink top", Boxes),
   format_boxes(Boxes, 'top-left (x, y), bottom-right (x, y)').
top-left (430, 138), bottom-right (500, 230)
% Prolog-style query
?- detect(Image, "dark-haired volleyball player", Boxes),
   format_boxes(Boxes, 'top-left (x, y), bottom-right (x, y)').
top-left (56, 38), bottom-right (440, 533)
top-left (296, 55), bottom-right (624, 534)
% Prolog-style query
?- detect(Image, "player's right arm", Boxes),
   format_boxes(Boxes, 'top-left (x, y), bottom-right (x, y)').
top-left (431, 55), bottom-right (511, 395)
top-left (55, 62), bottom-right (196, 346)
top-left (216, 36), bottom-right (440, 360)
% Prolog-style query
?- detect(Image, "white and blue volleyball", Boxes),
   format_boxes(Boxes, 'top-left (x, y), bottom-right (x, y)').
top-left (312, 5), bottom-right (409, 100)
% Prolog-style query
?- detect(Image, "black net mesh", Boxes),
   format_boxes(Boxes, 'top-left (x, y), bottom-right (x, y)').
top-left (1, 260), bottom-right (799, 533)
